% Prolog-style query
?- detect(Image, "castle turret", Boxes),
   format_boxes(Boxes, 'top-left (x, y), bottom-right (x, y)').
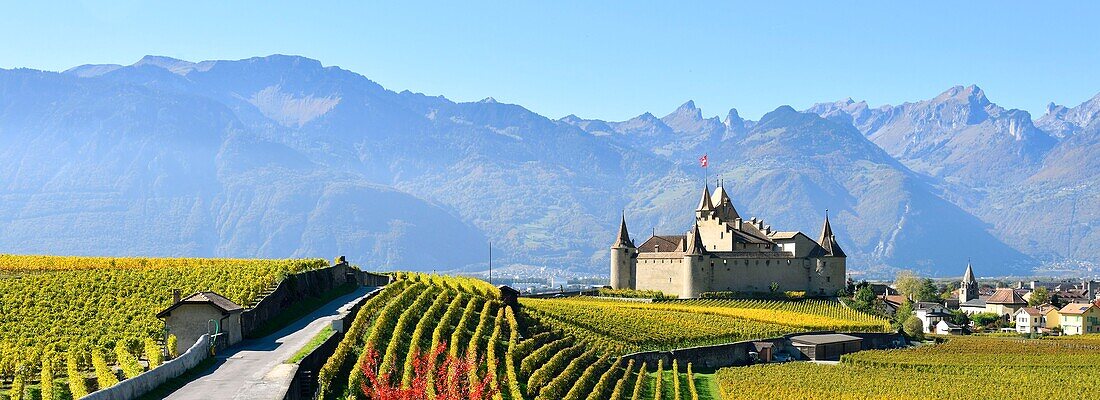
top-left (960, 261), bottom-right (978, 302)
top-left (711, 180), bottom-right (741, 221)
top-left (818, 210), bottom-right (846, 257)
top-left (681, 224), bottom-right (708, 298)
top-left (610, 213), bottom-right (638, 290)
top-left (696, 184), bottom-right (715, 220)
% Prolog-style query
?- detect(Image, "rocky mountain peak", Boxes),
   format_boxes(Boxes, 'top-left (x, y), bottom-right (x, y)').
top-left (934, 84), bottom-right (990, 107)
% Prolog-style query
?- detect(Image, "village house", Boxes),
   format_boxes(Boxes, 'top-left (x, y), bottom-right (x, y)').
top-left (1046, 307), bottom-right (1062, 332)
top-left (1014, 304), bottom-right (1058, 334)
top-left (913, 302), bottom-right (951, 333)
top-left (985, 288), bottom-right (1028, 319)
top-left (1058, 302), bottom-right (1100, 335)
top-left (935, 320), bottom-right (968, 335)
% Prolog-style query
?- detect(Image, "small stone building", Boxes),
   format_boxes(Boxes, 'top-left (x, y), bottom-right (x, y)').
top-left (157, 292), bottom-right (244, 354)
top-left (788, 333), bottom-right (863, 361)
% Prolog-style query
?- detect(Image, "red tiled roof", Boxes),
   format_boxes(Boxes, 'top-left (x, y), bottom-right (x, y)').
top-left (987, 288), bottom-right (1026, 305)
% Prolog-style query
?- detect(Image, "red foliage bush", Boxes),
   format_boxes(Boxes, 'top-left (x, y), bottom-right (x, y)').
top-left (359, 342), bottom-right (499, 400)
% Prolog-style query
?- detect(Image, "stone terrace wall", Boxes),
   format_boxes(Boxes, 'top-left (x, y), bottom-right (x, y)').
top-left (241, 264), bottom-right (353, 338)
top-left (621, 331), bottom-right (903, 369)
top-left (81, 334), bottom-right (210, 400)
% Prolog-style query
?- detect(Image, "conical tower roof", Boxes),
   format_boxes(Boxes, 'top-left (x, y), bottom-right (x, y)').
top-left (711, 179), bottom-right (741, 220)
top-left (612, 213), bottom-right (635, 248)
top-left (963, 261), bottom-right (976, 285)
top-left (696, 184), bottom-right (714, 211)
top-left (818, 210), bottom-right (846, 257)
top-left (685, 224), bottom-right (707, 255)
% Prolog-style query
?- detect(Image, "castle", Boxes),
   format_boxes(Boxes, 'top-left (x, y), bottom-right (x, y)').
top-left (611, 181), bottom-right (847, 298)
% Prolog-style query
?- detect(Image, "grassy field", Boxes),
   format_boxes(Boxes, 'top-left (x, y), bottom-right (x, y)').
top-left (714, 335), bottom-right (1100, 399)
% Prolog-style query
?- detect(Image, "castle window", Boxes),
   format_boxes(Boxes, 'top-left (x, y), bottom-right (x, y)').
top-left (826, 276), bottom-right (831, 282)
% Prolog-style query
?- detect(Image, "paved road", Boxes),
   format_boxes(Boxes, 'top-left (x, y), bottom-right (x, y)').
top-left (162, 286), bottom-right (376, 400)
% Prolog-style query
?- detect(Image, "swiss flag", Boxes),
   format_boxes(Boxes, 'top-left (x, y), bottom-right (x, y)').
top-left (699, 154), bottom-right (708, 168)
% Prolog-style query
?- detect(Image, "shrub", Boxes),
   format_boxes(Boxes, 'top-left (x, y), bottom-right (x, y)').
top-left (903, 316), bottom-right (925, 341)
top-left (144, 338), bottom-right (163, 368)
top-left (597, 288), bottom-right (676, 300)
top-left (40, 355), bottom-right (54, 400)
top-left (9, 364), bottom-right (25, 400)
top-left (358, 343), bottom-right (498, 400)
top-left (116, 342), bottom-right (144, 379)
top-left (66, 352), bottom-right (88, 398)
top-left (167, 335), bottom-right (179, 359)
top-left (91, 349), bottom-right (119, 389)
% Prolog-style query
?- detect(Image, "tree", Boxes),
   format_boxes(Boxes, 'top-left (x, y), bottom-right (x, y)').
top-left (948, 309), bottom-right (970, 326)
top-left (971, 312), bottom-right (1002, 329)
top-left (903, 315), bottom-right (925, 341)
top-left (852, 286), bottom-right (877, 315)
top-left (894, 271), bottom-right (937, 302)
top-left (1029, 287), bottom-right (1051, 306)
top-left (940, 281), bottom-right (961, 300)
top-left (893, 301), bottom-right (914, 330)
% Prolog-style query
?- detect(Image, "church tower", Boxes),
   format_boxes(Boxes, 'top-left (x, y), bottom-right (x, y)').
top-left (610, 213), bottom-right (638, 290)
top-left (960, 261), bottom-right (978, 302)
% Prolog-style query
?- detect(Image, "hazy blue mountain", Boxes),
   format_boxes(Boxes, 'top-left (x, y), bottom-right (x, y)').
top-left (808, 85), bottom-right (1056, 186)
top-left (0, 55), bottom-right (1078, 277)
top-left (566, 103), bottom-right (1033, 276)
top-left (809, 86), bottom-right (1100, 270)
top-left (0, 67), bottom-right (486, 269)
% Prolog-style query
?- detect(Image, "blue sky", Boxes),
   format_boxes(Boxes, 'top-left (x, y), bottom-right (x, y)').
top-left (3, 1), bottom-right (1098, 120)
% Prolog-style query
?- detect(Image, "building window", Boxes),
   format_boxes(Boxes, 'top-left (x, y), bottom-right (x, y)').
top-left (826, 276), bottom-right (831, 283)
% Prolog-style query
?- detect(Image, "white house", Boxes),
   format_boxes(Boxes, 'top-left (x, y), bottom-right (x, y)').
top-left (1014, 306), bottom-right (1049, 334)
top-left (914, 302), bottom-right (951, 333)
top-left (935, 320), bottom-right (967, 335)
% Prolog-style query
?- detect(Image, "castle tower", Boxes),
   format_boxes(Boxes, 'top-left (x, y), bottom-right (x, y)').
top-left (681, 224), bottom-right (707, 298)
top-left (610, 213), bottom-right (638, 290)
top-left (696, 184), bottom-right (715, 221)
top-left (960, 261), bottom-right (978, 302)
top-left (815, 210), bottom-right (847, 295)
top-left (818, 210), bottom-right (846, 257)
top-left (711, 179), bottom-right (741, 221)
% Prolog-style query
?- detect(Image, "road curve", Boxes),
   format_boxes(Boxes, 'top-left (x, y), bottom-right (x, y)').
top-left (162, 286), bottom-right (376, 400)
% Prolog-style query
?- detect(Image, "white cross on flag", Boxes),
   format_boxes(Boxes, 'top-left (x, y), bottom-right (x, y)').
top-left (699, 154), bottom-right (708, 168)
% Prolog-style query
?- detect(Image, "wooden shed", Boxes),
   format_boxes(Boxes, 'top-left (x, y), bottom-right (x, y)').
top-left (788, 333), bottom-right (863, 361)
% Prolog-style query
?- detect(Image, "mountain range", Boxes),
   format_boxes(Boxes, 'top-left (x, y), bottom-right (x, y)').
top-left (0, 55), bottom-right (1095, 278)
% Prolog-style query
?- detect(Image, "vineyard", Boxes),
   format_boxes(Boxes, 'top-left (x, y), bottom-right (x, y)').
top-left (714, 335), bottom-right (1100, 399)
top-left (316, 273), bottom-right (725, 400)
top-left (519, 297), bottom-right (891, 352)
top-left (0, 255), bottom-right (326, 398)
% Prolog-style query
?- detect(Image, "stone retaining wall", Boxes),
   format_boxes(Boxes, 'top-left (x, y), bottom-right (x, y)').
top-left (283, 287), bottom-right (384, 400)
top-left (621, 331), bottom-right (904, 369)
top-left (242, 265), bottom-right (353, 338)
top-left (81, 334), bottom-right (210, 400)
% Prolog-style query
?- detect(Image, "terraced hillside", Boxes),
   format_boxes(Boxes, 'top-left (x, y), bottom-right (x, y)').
top-left (0, 255), bottom-right (326, 398)
top-left (319, 274), bottom-right (890, 399)
top-left (714, 335), bottom-right (1100, 399)
top-left (520, 297), bottom-right (892, 352)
